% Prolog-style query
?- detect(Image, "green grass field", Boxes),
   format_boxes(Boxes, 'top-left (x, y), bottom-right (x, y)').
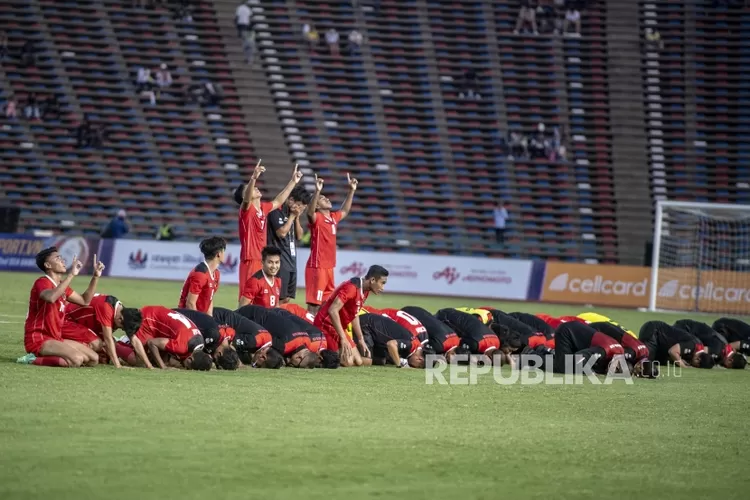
top-left (0, 271), bottom-right (749, 500)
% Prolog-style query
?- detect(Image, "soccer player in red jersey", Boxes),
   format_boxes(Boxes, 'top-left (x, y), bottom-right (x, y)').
top-left (305, 173), bottom-right (358, 314)
top-left (63, 294), bottom-right (126, 368)
top-left (121, 306), bottom-right (213, 370)
top-left (377, 308), bottom-right (428, 343)
top-left (314, 265), bottom-right (388, 367)
top-left (23, 247), bottom-right (105, 368)
top-left (279, 302), bottom-right (316, 323)
top-left (178, 237), bottom-right (225, 315)
top-left (239, 246), bottom-right (282, 307)
top-left (235, 161), bottom-right (303, 298)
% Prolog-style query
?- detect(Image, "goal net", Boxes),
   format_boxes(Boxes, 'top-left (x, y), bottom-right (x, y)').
top-left (649, 201), bottom-right (750, 314)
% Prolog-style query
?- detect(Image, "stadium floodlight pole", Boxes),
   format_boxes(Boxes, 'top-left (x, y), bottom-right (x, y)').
top-left (648, 199), bottom-right (750, 312)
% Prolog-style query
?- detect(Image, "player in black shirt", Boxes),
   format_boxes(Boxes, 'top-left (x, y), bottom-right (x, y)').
top-left (712, 318), bottom-right (750, 355)
top-left (508, 312), bottom-right (556, 339)
top-left (359, 313), bottom-right (426, 368)
top-left (587, 322), bottom-right (658, 378)
top-left (401, 306), bottom-right (461, 356)
top-left (638, 321), bottom-right (714, 368)
top-left (436, 308), bottom-right (511, 363)
top-left (271, 308), bottom-right (339, 368)
top-left (674, 319), bottom-right (747, 369)
top-left (173, 308), bottom-right (222, 354)
top-left (552, 321), bottom-right (626, 374)
top-left (266, 185), bottom-right (311, 304)
top-left (210, 307), bottom-right (270, 369)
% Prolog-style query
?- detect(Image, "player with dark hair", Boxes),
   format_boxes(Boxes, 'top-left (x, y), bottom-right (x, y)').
top-left (435, 308), bottom-right (510, 364)
top-left (400, 306), bottom-right (461, 357)
top-left (267, 184), bottom-right (311, 304)
top-left (235, 160), bottom-right (303, 299)
top-left (638, 321), bottom-right (714, 369)
top-left (239, 246), bottom-right (282, 307)
top-left (22, 247), bottom-right (106, 368)
top-left (63, 294), bottom-right (127, 368)
top-left (359, 313), bottom-right (426, 368)
top-left (552, 321), bottom-right (626, 375)
top-left (272, 308), bottom-right (339, 368)
top-left (491, 311), bottom-right (553, 353)
top-left (213, 307), bottom-right (273, 367)
top-left (121, 306), bottom-right (211, 370)
top-left (305, 173), bottom-right (358, 314)
top-left (178, 236), bottom-right (225, 315)
top-left (314, 265), bottom-right (388, 367)
top-left (674, 319), bottom-right (747, 370)
top-left (173, 308), bottom-right (222, 355)
top-left (712, 318), bottom-right (750, 355)
top-left (586, 321), bottom-right (657, 378)
top-left (507, 312), bottom-right (556, 339)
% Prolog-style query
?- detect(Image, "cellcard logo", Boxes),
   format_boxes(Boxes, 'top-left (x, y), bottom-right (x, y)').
top-left (658, 279), bottom-right (679, 298)
top-left (548, 273), bottom-right (569, 291)
top-left (424, 355), bottom-right (680, 385)
top-left (659, 279), bottom-right (750, 303)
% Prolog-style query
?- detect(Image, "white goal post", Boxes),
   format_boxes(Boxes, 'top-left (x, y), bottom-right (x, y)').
top-left (649, 200), bottom-right (750, 314)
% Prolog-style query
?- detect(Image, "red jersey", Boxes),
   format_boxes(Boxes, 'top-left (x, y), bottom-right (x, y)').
top-left (178, 262), bottom-right (220, 313)
top-left (65, 294), bottom-right (119, 336)
top-left (306, 211), bottom-right (343, 268)
top-left (241, 270), bottom-right (281, 308)
top-left (314, 277), bottom-right (368, 333)
top-left (239, 201), bottom-right (274, 261)
top-left (135, 306), bottom-right (202, 358)
top-left (537, 314), bottom-right (564, 330)
top-left (279, 303), bottom-right (315, 324)
top-left (25, 276), bottom-right (73, 340)
top-left (379, 308), bottom-right (428, 341)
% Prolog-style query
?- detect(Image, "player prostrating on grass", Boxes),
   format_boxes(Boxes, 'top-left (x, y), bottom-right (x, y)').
top-left (122, 306), bottom-right (213, 371)
top-left (64, 294), bottom-right (127, 368)
top-left (178, 237), bottom-right (226, 315)
top-left (673, 319), bottom-right (747, 370)
top-left (359, 313), bottom-right (427, 368)
top-left (712, 317), bottom-right (750, 355)
top-left (314, 265), bottom-right (388, 367)
top-left (22, 247), bottom-right (106, 368)
top-left (401, 306), bottom-right (461, 357)
top-left (305, 172), bottom-right (358, 314)
top-left (638, 321), bottom-right (714, 369)
top-left (235, 160), bottom-right (304, 299)
top-left (238, 246), bottom-right (282, 307)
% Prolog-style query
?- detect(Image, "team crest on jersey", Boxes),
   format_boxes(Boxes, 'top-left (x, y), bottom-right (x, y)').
top-left (128, 250), bottom-right (148, 270)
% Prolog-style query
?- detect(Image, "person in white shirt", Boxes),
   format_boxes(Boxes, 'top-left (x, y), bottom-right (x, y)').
top-left (326, 28), bottom-right (340, 57)
top-left (155, 63), bottom-right (172, 89)
top-left (493, 201), bottom-right (509, 245)
top-left (348, 29), bottom-right (363, 54)
top-left (136, 67), bottom-right (156, 105)
top-left (235, 2), bottom-right (252, 37)
top-left (563, 8), bottom-right (581, 37)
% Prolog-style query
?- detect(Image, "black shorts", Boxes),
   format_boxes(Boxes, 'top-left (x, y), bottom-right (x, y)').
top-left (278, 266), bottom-right (297, 300)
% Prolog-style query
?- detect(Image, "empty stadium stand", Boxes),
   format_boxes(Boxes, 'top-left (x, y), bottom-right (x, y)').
top-left (1, 0), bottom-right (747, 264)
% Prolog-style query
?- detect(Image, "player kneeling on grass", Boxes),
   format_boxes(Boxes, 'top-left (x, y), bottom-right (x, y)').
top-left (239, 246), bottom-right (282, 308)
top-left (178, 236), bottom-right (225, 315)
top-left (712, 317), bottom-right (750, 356)
top-left (586, 321), bottom-right (657, 378)
top-left (551, 321), bottom-right (626, 375)
top-left (314, 265), bottom-right (389, 367)
top-left (64, 294), bottom-right (128, 368)
top-left (21, 247), bottom-right (106, 368)
top-left (122, 306), bottom-right (213, 370)
top-left (673, 319), bottom-right (747, 370)
top-left (358, 313), bottom-right (427, 368)
top-left (638, 321), bottom-right (714, 369)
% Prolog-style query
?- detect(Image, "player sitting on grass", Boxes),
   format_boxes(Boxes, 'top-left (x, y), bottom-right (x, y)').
top-left (122, 306), bottom-right (213, 370)
top-left (638, 321), bottom-right (714, 369)
top-left (551, 321), bottom-right (626, 375)
top-left (673, 319), bottom-right (747, 370)
top-left (178, 236), bottom-right (225, 315)
top-left (239, 246), bottom-right (282, 308)
top-left (314, 265), bottom-right (389, 367)
top-left (358, 312), bottom-right (427, 368)
top-left (305, 173), bottom-right (358, 314)
top-left (711, 318), bottom-right (750, 356)
top-left (64, 294), bottom-right (127, 368)
top-left (235, 161), bottom-right (303, 299)
top-left (21, 247), bottom-right (106, 368)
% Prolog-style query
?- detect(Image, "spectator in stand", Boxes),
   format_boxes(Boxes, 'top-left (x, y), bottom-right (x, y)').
top-left (101, 209), bottom-right (130, 239)
top-left (507, 130), bottom-right (527, 160)
top-left (235, 2), bottom-right (252, 37)
top-left (136, 66), bottom-right (157, 105)
top-left (302, 22), bottom-right (320, 52)
top-left (20, 40), bottom-right (37, 67)
top-left (0, 32), bottom-right (8, 62)
top-left (172, 0), bottom-right (194, 22)
top-left (24, 93), bottom-right (41, 121)
top-left (204, 82), bottom-right (222, 105)
top-left (348, 29), bottom-right (363, 55)
top-left (563, 7), bottom-right (581, 37)
top-left (529, 123), bottom-right (547, 159)
top-left (155, 63), bottom-right (173, 89)
top-left (644, 28), bottom-right (664, 51)
top-left (42, 94), bottom-right (61, 120)
top-left (325, 28), bottom-right (340, 57)
top-left (242, 29), bottom-right (257, 65)
top-left (459, 69), bottom-right (480, 100)
top-left (513, 0), bottom-right (539, 35)
top-left (4, 98), bottom-right (18, 119)
top-left (493, 201), bottom-right (509, 245)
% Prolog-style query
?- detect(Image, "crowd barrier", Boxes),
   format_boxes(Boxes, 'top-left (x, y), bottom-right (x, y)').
top-left (3, 235), bottom-right (747, 312)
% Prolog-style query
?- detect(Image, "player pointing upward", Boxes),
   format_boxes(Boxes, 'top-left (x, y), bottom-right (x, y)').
top-left (235, 160), bottom-right (303, 298)
top-left (305, 172), bottom-right (358, 314)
